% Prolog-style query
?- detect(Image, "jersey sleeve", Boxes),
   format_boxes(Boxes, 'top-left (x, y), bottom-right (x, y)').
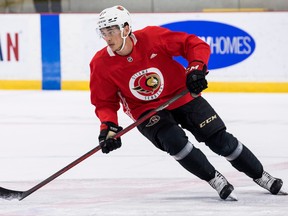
top-left (150, 26), bottom-right (210, 65)
top-left (90, 58), bottom-right (120, 129)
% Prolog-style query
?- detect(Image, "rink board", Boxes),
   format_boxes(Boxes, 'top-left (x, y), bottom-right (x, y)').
top-left (0, 12), bottom-right (288, 91)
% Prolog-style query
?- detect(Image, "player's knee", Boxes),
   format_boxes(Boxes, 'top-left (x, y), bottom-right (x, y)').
top-left (172, 141), bottom-right (194, 161)
top-left (205, 129), bottom-right (239, 157)
top-left (158, 125), bottom-right (188, 156)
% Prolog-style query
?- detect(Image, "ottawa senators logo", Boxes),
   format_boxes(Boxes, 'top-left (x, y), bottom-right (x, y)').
top-left (129, 67), bottom-right (164, 101)
top-left (133, 74), bottom-right (160, 93)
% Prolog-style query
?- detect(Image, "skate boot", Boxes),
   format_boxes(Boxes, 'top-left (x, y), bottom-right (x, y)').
top-left (253, 171), bottom-right (287, 195)
top-left (209, 170), bottom-right (238, 201)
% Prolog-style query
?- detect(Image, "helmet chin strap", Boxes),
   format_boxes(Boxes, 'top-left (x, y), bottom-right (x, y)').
top-left (117, 27), bottom-right (131, 52)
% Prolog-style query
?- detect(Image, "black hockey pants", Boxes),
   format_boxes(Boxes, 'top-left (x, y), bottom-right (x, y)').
top-left (137, 96), bottom-right (263, 180)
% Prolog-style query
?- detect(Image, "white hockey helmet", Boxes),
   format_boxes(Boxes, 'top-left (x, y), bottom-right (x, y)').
top-left (97, 5), bottom-right (132, 32)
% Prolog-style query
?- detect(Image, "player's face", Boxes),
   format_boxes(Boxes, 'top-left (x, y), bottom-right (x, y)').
top-left (100, 26), bottom-right (123, 52)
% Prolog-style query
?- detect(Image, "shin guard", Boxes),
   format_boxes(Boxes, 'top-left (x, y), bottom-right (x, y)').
top-left (227, 142), bottom-right (263, 179)
top-left (174, 141), bottom-right (216, 181)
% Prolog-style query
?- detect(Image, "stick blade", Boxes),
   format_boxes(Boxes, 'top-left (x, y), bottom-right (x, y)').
top-left (0, 187), bottom-right (24, 201)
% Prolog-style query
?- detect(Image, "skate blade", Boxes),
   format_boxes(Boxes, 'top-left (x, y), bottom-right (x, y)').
top-left (278, 189), bottom-right (288, 195)
top-left (278, 184), bottom-right (288, 195)
top-left (226, 191), bottom-right (238, 201)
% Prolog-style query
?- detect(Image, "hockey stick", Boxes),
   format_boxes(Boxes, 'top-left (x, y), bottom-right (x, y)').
top-left (0, 89), bottom-right (189, 201)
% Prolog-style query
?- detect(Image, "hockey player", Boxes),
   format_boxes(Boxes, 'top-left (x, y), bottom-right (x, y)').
top-left (89, 5), bottom-right (286, 200)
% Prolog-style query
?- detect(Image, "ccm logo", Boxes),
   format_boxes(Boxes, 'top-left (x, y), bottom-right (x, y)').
top-left (200, 115), bottom-right (217, 128)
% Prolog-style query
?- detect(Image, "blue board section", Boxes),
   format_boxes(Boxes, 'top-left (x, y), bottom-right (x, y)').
top-left (161, 21), bottom-right (255, 70)
top-left (41, 14), bottom-right (61, 90)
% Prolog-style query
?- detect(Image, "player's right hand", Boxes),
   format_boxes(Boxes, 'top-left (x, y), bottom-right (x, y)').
top-left (98, 122), bottom-right (123, 154)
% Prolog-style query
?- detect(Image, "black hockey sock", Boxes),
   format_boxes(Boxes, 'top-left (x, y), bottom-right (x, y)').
top-left (177, 146), bottom-right (216, 181)
top-left (229, 144), bottom-right (263, 179)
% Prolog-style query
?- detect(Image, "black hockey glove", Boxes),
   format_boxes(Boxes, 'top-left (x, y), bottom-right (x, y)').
top-left (186, 61), bottom-right (208, 95)
top-left (99, 122), bottom-right (123, 154)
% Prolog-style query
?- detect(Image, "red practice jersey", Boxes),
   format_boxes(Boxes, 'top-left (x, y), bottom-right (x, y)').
top-left (90, 26), bottom-right (210, 128)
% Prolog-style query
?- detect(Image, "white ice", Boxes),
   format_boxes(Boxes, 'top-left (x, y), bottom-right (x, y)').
top-left (0, 91), bottom-right (288, 216)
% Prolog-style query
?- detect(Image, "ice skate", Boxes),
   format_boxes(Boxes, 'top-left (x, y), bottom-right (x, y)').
top-left (253, 171), bottom-right (287, 195)
top-left (209, 170), bottom-right (238, 201)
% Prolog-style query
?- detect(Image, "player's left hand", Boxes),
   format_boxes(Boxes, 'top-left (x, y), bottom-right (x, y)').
top-left (98, 122), bottom-right (123, 154)
top-left (186, 61), bottom-right (208, 95)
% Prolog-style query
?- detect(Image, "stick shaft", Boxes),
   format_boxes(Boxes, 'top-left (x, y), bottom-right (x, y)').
top-left (20, 145), bottom-right (102, 200)
top-left (0, 89), bottom-right (189, 201)
top-left (114, 89), bottom-right (189, 139)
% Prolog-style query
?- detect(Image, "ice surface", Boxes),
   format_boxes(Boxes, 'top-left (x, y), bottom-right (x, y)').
top-left (0, 91), bottom-right (287, 215)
